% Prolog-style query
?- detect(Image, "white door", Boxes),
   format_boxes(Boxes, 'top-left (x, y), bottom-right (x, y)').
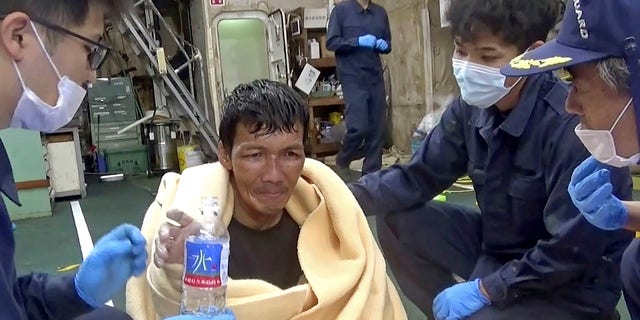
top-left (266, 9), bottom-right (290, 86)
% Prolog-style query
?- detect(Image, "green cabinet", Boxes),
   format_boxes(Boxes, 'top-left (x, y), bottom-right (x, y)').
top-left (0, 129), bottom-right (51, 220)
top-left (88, 77), bottom-right (143, 155)
top-left (87, 77), bottom-right (138, 124)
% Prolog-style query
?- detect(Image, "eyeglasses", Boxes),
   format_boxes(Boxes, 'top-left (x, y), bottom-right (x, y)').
top-left (29, 17), bottom-right (111, 70)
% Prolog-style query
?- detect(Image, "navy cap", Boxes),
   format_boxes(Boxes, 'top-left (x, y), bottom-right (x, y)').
top-left (501, 0), bottom-right (640, 76)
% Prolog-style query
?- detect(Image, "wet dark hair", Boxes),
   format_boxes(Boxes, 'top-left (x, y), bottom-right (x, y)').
top-left (219, 79), bottom-right (309, 150)
top-left (446, 0), bottom-right (561, 51)
top-left (1, 0), bottom-right (131, 27)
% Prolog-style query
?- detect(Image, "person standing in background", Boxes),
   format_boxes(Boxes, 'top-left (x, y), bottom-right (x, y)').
top-left (326, 0), bottom-right (391, 175)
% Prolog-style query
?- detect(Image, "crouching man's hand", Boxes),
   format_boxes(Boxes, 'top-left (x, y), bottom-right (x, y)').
top-left (433, 279), bottom-right (490, 320)
top-left (75, 224), bottom-right (147, 307)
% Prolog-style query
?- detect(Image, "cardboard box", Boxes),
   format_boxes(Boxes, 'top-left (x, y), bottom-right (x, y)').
top-left (304, 8), bottom-right (328, 29)
top-left (320, 35), bottom-right (334, 58)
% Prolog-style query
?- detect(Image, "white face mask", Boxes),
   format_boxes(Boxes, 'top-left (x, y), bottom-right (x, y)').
top-left (574, 98), bottom-right (640, 168)
top-left (10, 22), bottom-right (87, 133)
top-left (452, 58), bottom-right (522, 109)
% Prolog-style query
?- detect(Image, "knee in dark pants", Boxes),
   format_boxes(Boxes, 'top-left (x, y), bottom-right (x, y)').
top-left (375, 213), bottom-right (398, 258)
top-left (345, 127), bottom-right (368, 144)
top-left (375, 211), bottom-right (415, 255)
top-left (342, 127), bottom-right (369, 153)
top-left (621, 239), bottom-right (640, 319)
top-left (375, 212), bottom-right (437, 317)
top-left (74, 306), bottom-right (133, 320)
top-left (374, 204), bottom-right (482, 318)
top-left (467, 299), bottom-right (605, 320)
top-left (622, 239), bottom-right (640, 291)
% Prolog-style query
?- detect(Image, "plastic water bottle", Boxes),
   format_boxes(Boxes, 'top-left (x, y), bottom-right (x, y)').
top-left (180, 197), bottom-right (230, 316)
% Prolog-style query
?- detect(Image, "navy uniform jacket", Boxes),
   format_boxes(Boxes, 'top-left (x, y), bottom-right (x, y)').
top-left (0, 140), bottom-right (93, 319)
top-left (326, 0), bottom-right (391, 82)
top-left (350, 73), bottom-right (634, 316)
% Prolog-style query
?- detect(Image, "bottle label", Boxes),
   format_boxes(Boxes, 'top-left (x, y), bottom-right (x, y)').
top-left (184, 241), bottom-right (229, 288)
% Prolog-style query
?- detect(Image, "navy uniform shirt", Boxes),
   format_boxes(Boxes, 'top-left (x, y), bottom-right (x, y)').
top-left (326, 0), bottom-right (391, 81)
top-left (350, 73), bottom-right (633, 317)
top-left (0, 139), bottom-right (93, 319)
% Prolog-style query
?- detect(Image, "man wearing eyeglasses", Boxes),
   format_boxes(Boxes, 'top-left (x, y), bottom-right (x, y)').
top-left (0, 1), bottom-right (148, 320)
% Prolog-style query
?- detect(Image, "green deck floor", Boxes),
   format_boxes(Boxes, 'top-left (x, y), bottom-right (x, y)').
top-left (11, 170), bottom-right (634, 319)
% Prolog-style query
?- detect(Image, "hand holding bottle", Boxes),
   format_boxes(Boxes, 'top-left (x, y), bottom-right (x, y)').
top-left (154, 209), bottom-right (202, 267)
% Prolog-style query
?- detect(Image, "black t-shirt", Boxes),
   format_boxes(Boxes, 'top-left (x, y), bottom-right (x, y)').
top-left (228, 213), bottom-right (303, 289)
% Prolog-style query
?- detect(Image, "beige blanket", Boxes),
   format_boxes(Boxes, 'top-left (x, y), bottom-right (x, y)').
top-left (126, 158), bottom-right (407, 320)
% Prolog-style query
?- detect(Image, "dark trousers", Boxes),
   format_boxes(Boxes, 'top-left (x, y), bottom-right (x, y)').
top-left (337, 77), bottom-right (386, 175)
top-left (622, 238), bottom-right (640, 320)
top-left (74, 306), bottom-right (133, 320)
top-left (377, 201), bottom-right (595, 320)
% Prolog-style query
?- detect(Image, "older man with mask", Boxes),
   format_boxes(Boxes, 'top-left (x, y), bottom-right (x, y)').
top-left (0, 1), bottom-right (232, 320)
top-left (500, 0), bottom-right (640, 318)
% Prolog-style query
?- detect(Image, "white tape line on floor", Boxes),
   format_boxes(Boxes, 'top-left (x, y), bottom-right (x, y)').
top-left (70, 201), bottom-right (114, 307)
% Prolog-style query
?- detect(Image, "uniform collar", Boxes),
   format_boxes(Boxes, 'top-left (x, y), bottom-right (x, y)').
top-left (0, 139), bottom-right (20, 205)
top-left (497, 76), bottom-right (541, 137)
top-left (350, 0), bottom-right (373, 12)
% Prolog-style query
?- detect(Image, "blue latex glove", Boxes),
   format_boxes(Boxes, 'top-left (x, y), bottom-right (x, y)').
top-left (165, 310), bottom-right (235, 320)
top-left (568, 156), bottom-right (628, 230)
top-left (358, 34), bottom-right (377, 48)
top-left (75, 224), bottom-right (148, 307)
top-left (375, 39), bottom-right (389, 51)
top-left (433, 279), bottom-right (490, 320)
